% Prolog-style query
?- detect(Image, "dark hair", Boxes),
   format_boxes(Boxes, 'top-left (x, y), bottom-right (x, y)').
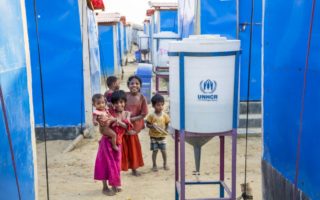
top-left (127, 75), bottom-right (142, 87)
top-left (111, 90), bottom-right (127, 104)
top-left (151, 93), bottom-right (165, 106)
top-left (92, 93), bottom-right (104, 104)
top-left (106, 76), bottom-right (118, 88)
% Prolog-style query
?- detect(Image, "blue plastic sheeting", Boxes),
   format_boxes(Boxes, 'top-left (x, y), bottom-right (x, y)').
top-left (263, 1), bottom-right (320, 199)
top-left (87, 9), bottom-right (101, 94)
top-left (26, 0), bottom-right (84, 127)
top-left (119, 22), bottom-right (125, 64)
top-left (124, 27), bottom-right (128, 53)
top-left (117, 23), bottom-right (122, 66)
top-left (148, 23), bottom-right (153, 51)
top-left (200, 0), bottom-right (237, 39)
top-left (178, 0), bottom-right (195, 38)
top-left (0, 1), bottom-right (35, 199)
top-left (160, 10), bottom-right (178, 33)
top-left (239, 0), bottom-right (262, 100)
top-left (99, 25), bottom-right (115, 76)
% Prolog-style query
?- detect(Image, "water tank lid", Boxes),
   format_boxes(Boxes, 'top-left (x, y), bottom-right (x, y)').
top-left (188, 34), bottom-right (221, 39)
top-left (169, 35), bottom-right (240, 53)
top-left (153, 31), bottom-right (180, 39)
top-left (182, 36), bottom-right (227, 42)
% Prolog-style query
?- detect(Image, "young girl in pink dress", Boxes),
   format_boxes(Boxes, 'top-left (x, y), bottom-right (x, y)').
top-left (122, 75), bottom-right (148, 176)
top-left (94, 91), bottom-right (132, 196)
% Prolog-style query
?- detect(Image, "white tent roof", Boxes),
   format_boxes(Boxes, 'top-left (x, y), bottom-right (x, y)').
top-left (95, 11), bottom-right (121, 23)
top-left (148, 1), bottom-right (178, 9)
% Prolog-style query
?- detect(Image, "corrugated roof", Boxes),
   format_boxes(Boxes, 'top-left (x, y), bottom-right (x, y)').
top-left (95, 11), bottom-right (121, 23)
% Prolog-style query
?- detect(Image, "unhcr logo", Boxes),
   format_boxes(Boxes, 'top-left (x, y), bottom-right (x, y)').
top-left (200, 79), bottom-right (216, 93)
top-left (198, 79), bottom-right (218, 101)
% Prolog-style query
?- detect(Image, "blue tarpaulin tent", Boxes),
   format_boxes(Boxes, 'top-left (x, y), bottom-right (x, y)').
top-left (97, 12), bottom-right (121, 78)
top-left (25, 0), bottom-right (89, 139)
top-left (0, 1), bottom-right (36, 199)
top-left (263, 0), bottom-right (320, 199)
top-left (149, 2), bottom-right (178, 33)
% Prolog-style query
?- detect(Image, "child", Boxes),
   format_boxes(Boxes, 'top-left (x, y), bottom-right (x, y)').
top-left (92, 94), bottom-right (118, 151)
top-left (146, 94), bottom-right (170, 171)
top-left (94, 90), bottom-right (132, 196)
top-left (104, 76), bottom-right (120, 105)
top-left (122, 75), bottom-right (148, 176)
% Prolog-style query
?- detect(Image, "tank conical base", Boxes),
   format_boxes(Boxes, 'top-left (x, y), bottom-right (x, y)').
top-left (185, 136), bottom-right (214, 173)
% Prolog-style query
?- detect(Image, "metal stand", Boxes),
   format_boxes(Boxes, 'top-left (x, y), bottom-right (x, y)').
top-left (154, 66), bottom-right (169, 94)
top-left (170, 50), bottom-right (240, 200)
top-left (175, 129), bottom-right (237, 200)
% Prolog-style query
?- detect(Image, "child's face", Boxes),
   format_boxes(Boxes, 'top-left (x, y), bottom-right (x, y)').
top-left (154, 102), bottom-right (164, 113)
top-left (94, 97), bottom-right (106, 110)
top-left (113, 100), bottom-right (126, 112)
top-left (113, 79), bottom-right (120, 91)
top-left (128, 78), bottom-right (140, 94)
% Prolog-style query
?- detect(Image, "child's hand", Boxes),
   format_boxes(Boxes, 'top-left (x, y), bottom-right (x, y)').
top-left (146, 121), bottom-right (154, 129)
top-left (99, 115), bottom-right (108, 122)
top-left (127, 130), bottom-right (137, 135)
top-left (93, 120), bottom-right (99, 126)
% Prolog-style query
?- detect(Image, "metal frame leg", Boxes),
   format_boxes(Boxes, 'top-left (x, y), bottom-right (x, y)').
top-left (180, 130), bottom-right (185, 200)
top-left (175, 130), bottom-right (179, 200)
top-left (231, 129), bottom-right (237, 199)
top-left (155, 75), bottom-right (159, 92)
top-left (220, 136), bottom-right (225, 198)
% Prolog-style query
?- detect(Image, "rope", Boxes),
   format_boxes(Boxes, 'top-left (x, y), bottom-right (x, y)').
top-left (0, 86), bottom-right (22, 200)
top-left (293, 0), bottom-right (317, 199)
top-left (79, 0), bottom-right (86, 135)
top-left (32, 0), bottom-right (50, 198)
top-left (242, 0), bottom-right (255, 199)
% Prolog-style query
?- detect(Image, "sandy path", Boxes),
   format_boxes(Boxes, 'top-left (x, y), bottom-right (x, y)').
top-left (37, 64), bottom-right (262, 200)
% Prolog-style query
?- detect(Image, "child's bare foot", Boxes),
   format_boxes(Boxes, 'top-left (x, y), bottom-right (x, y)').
top-left (102, 188), bottom-right (116, 196)
top-left (112, 145), bottom-right (119, 151)
top-left (152, 166), bottom-right (158, 172)
top-left (132, 169), bottom-right (141, 176)
top-left (163, 165), bottom-right (170, 170)
top-left (112, 187), bottom-right (122, 193)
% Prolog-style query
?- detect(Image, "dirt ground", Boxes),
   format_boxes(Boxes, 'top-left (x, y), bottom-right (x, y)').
top-left (37, 64), bottom-right (262, 200)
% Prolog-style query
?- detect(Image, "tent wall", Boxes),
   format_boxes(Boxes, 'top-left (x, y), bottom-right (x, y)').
top-left (199, 0), bottom-right (237, 38)
top-left (0, 0), bottom-right (36, 199)
top-left (178, 0), bottom-right (195, 38)
top-left (119, 22), bottom-right (126, 65)
top-left (124, 26), bottom-right (128, 53)
top-left (25, 0), bottom-right (85, 138)
top-left (154, 9), bottom-right (178, 34)
top-left (159, 10), bottom-right (178, 33)
top-left (87, 8), bottom-right (101, 95)
top-left (239, 0), bottom-right (262, 101)
top-left (263, 0), bottom-right (320, 199)
top-left (99, 24), bottom-right (120, 77)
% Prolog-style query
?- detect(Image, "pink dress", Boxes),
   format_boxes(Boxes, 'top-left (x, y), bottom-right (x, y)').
top-left (94, 109), bottom-right (131, 187)
top-left (122, 93), bottom-right (148, 171)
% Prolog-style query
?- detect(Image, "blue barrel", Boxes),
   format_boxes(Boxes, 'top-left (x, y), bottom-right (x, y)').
top-left (135, 63), bottom-right (153, 103)
top-left (135, 50), bottom-right (141, 62)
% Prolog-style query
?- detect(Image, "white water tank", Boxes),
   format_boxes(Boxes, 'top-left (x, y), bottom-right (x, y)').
top-left (152, 31), bottom-right (180, 67)
top-left (138, 33), bottom-right (149, 50)
top-left (168, 35), bottom-right (240, 133)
